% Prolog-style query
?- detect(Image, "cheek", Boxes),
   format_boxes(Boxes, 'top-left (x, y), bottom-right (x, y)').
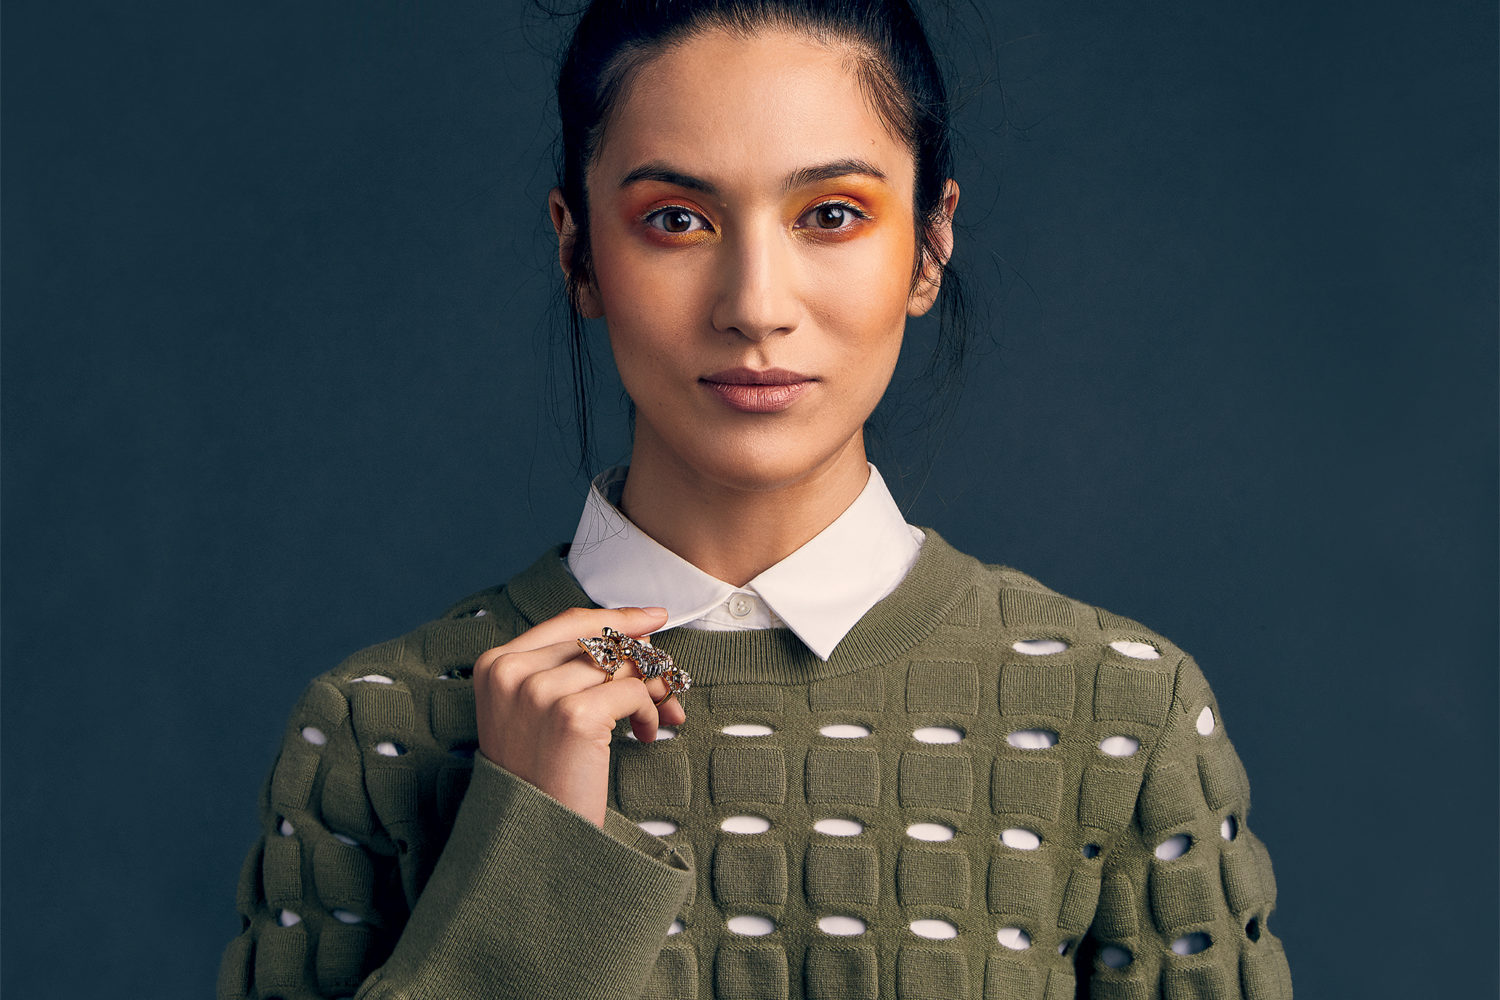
top-left (808, 227), bottom-right (916, 351)
top-left (592, 231), bottom-right (663, 324)
top-left (590, 230), bottom-right (700, 368)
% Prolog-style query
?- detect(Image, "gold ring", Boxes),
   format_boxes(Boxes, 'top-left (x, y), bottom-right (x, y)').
top-left (576, 626), bottom-right (625, 676)
top-left (576, 627), bottom-right (692, 700)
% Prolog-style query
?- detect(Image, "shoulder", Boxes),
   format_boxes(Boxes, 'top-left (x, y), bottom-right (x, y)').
top-left (312, 543), bottom-right (579, 693)
top-left (958, 555), bottom-right (1246, 823)
top-left (937, 541), bottom-right (1217, 729)
top-left (290, 580), bottom-right (526, 731)
top-left (263, 582), bottom-right (535, 857)
top-left (934, 535), bottom-right (1184, 657)
top-left (276, 544), bottom-right (588, 775)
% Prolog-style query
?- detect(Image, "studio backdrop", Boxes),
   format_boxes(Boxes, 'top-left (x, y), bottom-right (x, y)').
top-left (3, 1), bottom-right (1495, 997)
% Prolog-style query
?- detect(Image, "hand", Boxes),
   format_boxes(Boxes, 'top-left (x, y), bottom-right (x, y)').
top-left (472, 606), bottom-right (686, 827)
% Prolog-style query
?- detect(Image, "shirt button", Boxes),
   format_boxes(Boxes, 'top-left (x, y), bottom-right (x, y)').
top-left (728, 595), bottom-right (753, 618)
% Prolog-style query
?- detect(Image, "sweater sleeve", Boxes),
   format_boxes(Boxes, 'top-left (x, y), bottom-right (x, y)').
top-left (1079, 655), bottom-right (1293, 999)
top-left (218, 676), bottom-right (694, 1000)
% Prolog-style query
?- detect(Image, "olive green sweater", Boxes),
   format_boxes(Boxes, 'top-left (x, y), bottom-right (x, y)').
top-left (219, 532), bottom-right (1291, 1000)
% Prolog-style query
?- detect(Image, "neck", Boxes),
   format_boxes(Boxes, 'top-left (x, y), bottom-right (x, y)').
top-left (619, 436), bottom-right (872, 587)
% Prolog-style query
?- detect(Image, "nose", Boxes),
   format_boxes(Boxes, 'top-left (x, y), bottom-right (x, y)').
top-left (709, 224), bottom-right (801, 342)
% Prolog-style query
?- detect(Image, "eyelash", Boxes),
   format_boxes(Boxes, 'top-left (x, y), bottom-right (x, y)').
top-left (797, 199), bottom-right (869, 231)
top-left (640, 199), bottom-right (871, 235)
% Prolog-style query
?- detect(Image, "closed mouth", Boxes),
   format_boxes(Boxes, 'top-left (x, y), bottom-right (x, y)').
top-left (699, 370), bottom-right (815, 413)
top-left (701, 367), bottom-right (814, 386)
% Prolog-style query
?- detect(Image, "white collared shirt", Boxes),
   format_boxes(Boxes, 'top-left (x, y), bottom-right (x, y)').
top-left (565, 465), bottom-right (924, 661)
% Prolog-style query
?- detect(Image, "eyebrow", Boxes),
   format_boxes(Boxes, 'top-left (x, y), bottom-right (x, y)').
top-left (618, 158), bottom-right (888, 195)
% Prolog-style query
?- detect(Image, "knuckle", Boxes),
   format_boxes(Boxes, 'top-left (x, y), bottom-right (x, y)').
top-left (554, 697), bottom-right (595, 734)
top-left (472, 648), bottom-right (501, 679)
top-left (483, 653), bottom-right (520, 691)
top-left (515, 670), bottom-right (551, 706)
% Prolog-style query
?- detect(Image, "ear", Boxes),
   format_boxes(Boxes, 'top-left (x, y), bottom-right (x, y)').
top-left (548, 187), bottom-right (604, 319)
top-left (907, 179), bottom-right (960, 318)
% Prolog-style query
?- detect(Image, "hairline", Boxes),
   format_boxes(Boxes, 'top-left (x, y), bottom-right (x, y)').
top-left (584, 22), bottom-right (920, 194)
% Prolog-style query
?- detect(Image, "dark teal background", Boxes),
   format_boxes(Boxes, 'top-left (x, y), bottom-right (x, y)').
top-left (4, 1), bottom-right (1495, 996)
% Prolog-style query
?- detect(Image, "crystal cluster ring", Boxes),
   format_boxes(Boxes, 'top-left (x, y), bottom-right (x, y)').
top-left (576, 626), bottom-right (692, 704)
top-left (576, 628), bottom-right (626, 676)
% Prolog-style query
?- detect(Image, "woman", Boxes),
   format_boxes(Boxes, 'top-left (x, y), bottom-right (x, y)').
top-left (220, 2), bottom-right (1291, 998)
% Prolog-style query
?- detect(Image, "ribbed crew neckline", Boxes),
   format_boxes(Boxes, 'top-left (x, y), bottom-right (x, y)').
top-left (502, 529), bottom-right (980, 686)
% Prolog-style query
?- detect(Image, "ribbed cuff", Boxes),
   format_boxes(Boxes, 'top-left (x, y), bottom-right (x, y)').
top-left (372, 754), bottom-right (692, 1000)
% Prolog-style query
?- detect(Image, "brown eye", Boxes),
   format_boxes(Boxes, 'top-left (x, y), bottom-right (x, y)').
top-left (815, 204), bottom-right (847, 228)
top-left (647, 207), bottom-right (707, 234)
top-left (797, 201), bottom-right (866, 231)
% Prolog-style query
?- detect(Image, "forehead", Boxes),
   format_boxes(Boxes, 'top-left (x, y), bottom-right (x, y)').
top-left (593, 27), bottom-right (916, 192)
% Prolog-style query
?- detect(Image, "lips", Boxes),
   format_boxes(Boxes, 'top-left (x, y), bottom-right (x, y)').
top-left (701, 367), bottom-right (815, 413)
top-left (702, 367), bottom-right (813, 386)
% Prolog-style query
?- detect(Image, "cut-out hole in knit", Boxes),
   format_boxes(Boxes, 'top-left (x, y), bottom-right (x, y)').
top-left (1196, 706), bottom-right (1216, 735)
top-left (639, 820), bottom-right (678, 837)
top-left (996, 927), bottom-right (1031, 951)
top-left (667, 920), bottom-right (684, 936)
top-left (819, 724), bottom-right (871, 739)
top-left (814, 818), bottom-right (864, 837)
top-left (449, 745), bottom-right (476, 759)
top-left (331, 909), bottom-right (362, 925)
top-left (350, 674), bottom-right (393, 685)
top-left (1155, 834), bottom-right (1192, 861)
top-left (1171, 932), bottom-right (1212, 956)
top-left (1081, 844), bottom-right (1101, 859)
top-left (1221, 815), bottom-right (1239, 841)
top-left (1098, 735), bottom-right (1140, 758)
top-left (332, 833), bottom-right (359, 847)
top-left (278, 818), bottom-right (294, 837)
top-left (1001, 828), bottom-right (1041, 851)
top-left (375, 741), bottom-right (405, 757)
top-left (1006, 729), bottom-right (1059, 749)
top-left (301, 727), bottom-right (327, 746)
top-left (1109, 640), bottom-right (1160, 660)
top-left (907, 823), bottom-right (956, 842)
top-left (721, 723), bottom-right (774, 737)
top-left (1099, 945), bottom-right (1132, 969)
top-left (626, 725), bottom-right (678, 742)
top-left (727, 915), bottom-right (775, 936)
top-left (818, 915), bottom-right (866, 936)
top-left (471, 609), bottom-right (488, 618)
top-left (910, 919), bottom-right (958, 940)
top-left (277, 910), bottom-right (302, 927)
top-left (436, 668), bottom-right (468, 681)
top-left (1245, 918), bottom-right (1261, 942)
top-left (912, 726), bottom-right (964, 744)
top-left (1058, 940), bottom-right (1073, 956)
top-left (721, 815), bottom-right (771, 835)
top-left (1013, 639), bottom-right (1068, 655)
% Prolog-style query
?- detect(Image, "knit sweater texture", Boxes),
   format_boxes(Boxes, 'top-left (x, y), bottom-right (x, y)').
top-left (219, 531), bottom-right (1291, 1000)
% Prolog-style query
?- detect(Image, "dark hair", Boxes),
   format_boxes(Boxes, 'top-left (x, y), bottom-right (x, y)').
top-left (553, 0), bottom-right (970, 472)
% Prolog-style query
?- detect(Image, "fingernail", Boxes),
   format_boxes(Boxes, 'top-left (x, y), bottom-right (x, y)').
top-left (642, 606), bottom-right (668, 616)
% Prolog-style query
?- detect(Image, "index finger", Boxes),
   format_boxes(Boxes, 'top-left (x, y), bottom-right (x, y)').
top-left (484, 606), bottom-right (669, 662)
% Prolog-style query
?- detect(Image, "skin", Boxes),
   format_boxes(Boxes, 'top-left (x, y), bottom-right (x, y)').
top-left (477, 26), bottom-right (959, 826)
top-left (473, 606), bottom-right (684, 827)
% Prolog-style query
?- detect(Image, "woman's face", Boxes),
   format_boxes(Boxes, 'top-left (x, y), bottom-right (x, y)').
top-left (557, 27), bottom-right (953, 495)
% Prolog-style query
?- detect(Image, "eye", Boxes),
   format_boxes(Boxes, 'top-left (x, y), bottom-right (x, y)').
top-left (797, 200), bottom-right (867, 231)
top-left (645, 206), bottom-right (711, 234)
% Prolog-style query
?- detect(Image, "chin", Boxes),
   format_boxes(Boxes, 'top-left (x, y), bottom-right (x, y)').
top-left (687, 436), bottom-right (859, 494)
